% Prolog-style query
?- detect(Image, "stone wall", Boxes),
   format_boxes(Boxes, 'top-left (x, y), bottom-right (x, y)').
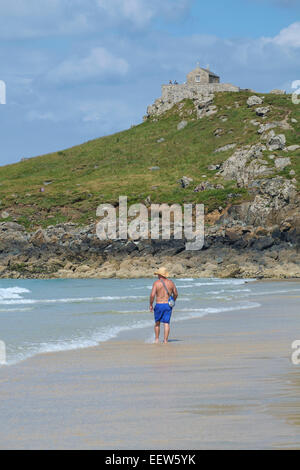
top-left (161, 83), bottom-right (240, 102)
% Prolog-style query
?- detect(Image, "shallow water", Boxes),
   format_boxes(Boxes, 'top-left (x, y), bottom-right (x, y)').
top-left (0, 277), bottom-right (299, 366)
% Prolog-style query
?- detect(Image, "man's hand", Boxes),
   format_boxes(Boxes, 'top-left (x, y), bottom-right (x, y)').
top-left (149, 304), bottom-right (153, 312)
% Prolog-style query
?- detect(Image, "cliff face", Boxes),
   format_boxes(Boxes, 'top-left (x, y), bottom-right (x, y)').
top-left (0, 91), bottom-right (299, 279)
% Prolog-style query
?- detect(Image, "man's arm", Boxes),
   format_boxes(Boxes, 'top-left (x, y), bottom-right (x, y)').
top-left (172, 282), bottom-right (178, 301)
top-left (149, 282), bottom-right (157, 312)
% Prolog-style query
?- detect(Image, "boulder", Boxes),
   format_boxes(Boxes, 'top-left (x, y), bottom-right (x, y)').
top-left (255, 106), bottom-right (270, 117)
top-left (247, 96), bottom-right (263, 107)
top-left (267, 131), bottom-right (286, 151)
top-left (274, 157), bottom-right (291, 170)
top-left (257, 122), bottom-right (278, 135)
top-left (179, 176), bottom-right (193, 188)
top-left (195, 95), bottom-right (215, 118)
top-left (204, 105), bottom-right (218, 117)
top-left (30, 229), bottom-right (50, 246)
top-left (177, 120), bottom-right (188, 131)
top-left (219, 263), bottom-right (241, 278)
top-left (194, 181), bottom-right (216, 192)
top-left (286, 145), bottom-right (300, 152)
top-left (225, 227), bottom-right (242, 242)
top-left (214, 143), bottom-right (236, 153)
top-left (252, 236), bottom-right (274, 251)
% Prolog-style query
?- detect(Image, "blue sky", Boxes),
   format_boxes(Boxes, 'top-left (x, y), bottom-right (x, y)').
top-left (0, 0), bottom-right (299, 165)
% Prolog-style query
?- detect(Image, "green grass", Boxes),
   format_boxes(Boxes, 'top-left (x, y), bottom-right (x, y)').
top-left (0, 91), bottom-right (299, 229)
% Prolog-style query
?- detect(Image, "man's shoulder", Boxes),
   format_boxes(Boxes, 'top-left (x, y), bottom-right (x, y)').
top-left (153, 278), bottom-right (174, 287)
top-left (168, 279), bottom-right (177, 289)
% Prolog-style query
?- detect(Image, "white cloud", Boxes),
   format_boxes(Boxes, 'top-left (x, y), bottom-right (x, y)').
top-left (0, 0), bottom-right (191, 38)
top-left (47, 47), bottom-right (129, 84)
top-left (0, 0), bottom-right (92, 38)
top-left (97, 0), bottom-right (155, 27)
top-left (97, 0), bottom-right (191, 27)
top-left (270, 22), bottom-right (300, 47)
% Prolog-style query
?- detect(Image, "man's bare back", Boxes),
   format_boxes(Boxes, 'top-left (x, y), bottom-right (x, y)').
top-left (151, 278), bottom-right (178, 304)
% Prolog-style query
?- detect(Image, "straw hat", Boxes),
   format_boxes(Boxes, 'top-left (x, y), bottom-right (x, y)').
top-left (154, 267), bottom-right (169, 278)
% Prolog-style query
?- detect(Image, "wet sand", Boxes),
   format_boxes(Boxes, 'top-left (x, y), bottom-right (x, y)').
top-left (0, 289), bottom-right (300, 449)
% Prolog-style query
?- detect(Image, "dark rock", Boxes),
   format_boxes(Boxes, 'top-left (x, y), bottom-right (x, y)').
top-left (252, 237), bottom-right (274, 251)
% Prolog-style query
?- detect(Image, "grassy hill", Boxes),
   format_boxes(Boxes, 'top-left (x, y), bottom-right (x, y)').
top-left (0, 91), bottom-right (299, 230)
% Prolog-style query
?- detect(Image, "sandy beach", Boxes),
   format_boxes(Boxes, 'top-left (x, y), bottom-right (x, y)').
top-left (0, 284), bottom-right (300, 450)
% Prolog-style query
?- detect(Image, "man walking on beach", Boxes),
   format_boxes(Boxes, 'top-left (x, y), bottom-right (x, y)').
top-left (150, 267), bottom-right (178, 344)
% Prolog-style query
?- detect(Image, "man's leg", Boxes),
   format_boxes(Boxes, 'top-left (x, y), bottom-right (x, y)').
top-left (154, 321), bottom-right (160, 343)
top-left (164, 323), bottom-right (170, 344)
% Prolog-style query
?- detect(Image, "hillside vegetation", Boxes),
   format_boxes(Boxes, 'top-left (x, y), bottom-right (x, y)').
top-left (0, 91), bottom-right (299, 230)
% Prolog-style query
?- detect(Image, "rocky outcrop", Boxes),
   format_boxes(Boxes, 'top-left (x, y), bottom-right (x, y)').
top-left (217, 143), bottom-right (274, 186)
top-left (0, 215), bottom-right (299, 279)
top-left (219, 176), bottom-right (298, 227)
top-left (216, 143), bottom-right (298, 226)
top-left (145, 92), bottom-right (217, 120)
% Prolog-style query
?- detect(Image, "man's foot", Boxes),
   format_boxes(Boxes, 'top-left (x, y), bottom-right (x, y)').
top-left (155, 338), bottom-right (159, 344)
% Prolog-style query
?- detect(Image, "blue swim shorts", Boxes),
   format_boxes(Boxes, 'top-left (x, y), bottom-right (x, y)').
top-left (154, 303), bottom-right (172, 324)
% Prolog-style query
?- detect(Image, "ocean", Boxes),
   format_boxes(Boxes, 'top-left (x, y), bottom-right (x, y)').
top-left (0, 277), bottom-right (299, 366)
